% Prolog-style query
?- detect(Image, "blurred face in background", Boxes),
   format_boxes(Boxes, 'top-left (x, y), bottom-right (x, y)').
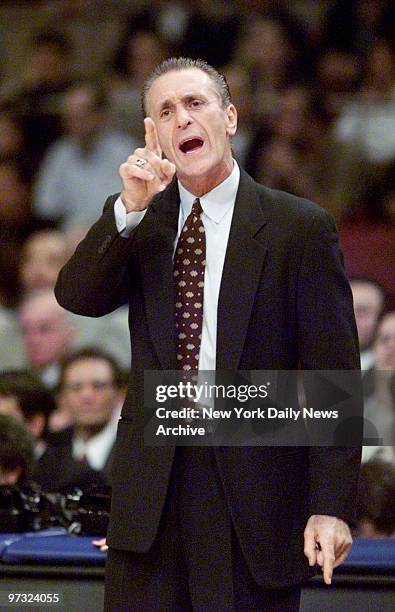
top-left (248, 18), bottom-right (290, 74)
top-left (0, 162), bottom-right (30, 225)
top-left (0, 395), bottom-right (23, 421)
top-left (374, 312), bottom-right (395, 371)
top-left (62, 85), bottom-right (104, 147)
top-left (363, 38), bottom-right (395, 97)
top-left (126, 31), bottom-right (166, 86)
top-left (61, 358), bottom-right (121, 430)
top-left (19, 292), bottom-right (75, 369)
top-left (20, 230), bottom-right (69, 292)
top-left (351, 281), bottom-right (384, 351)
top-left (0, 464), bottom-right (21, 486)
top-left (0, 112), bottom-right (24, 157)
top-left (223, 66), bottom-right (252, 126)
top-left (274, 86), bottom-right (311, 144)
top-left (24, 43), bottom-right (66, 87)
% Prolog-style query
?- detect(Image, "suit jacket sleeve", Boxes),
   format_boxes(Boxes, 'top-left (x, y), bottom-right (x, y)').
top-left (296, 207), bottom-right (362, 524)
top-left (55, 194), bottom-right (136, 317)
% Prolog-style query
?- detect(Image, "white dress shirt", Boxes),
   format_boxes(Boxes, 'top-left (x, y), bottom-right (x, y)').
top-left (114, 161), bottom-right (240, 369)
top-left (34, 129), bottom-right (135, 229)
top-left (72, 407), bottom-right (121, 471)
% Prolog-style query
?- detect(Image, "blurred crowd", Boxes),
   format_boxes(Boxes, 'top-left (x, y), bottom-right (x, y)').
top-left (0, 0), bottom-right (394, 539)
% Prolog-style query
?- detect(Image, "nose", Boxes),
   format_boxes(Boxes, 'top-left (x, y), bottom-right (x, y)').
top-left (79, 383), bottom-right (96, 401)
top-left (175, 104), bottom-right (192, 129)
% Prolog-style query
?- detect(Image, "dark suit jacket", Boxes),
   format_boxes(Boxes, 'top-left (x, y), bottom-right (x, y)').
top-left (37, 443), bottom-right (107, 491)
top-left (40, 427), bottom-right (115, 487)
top-left (55, 169), bottom-right (361, 588)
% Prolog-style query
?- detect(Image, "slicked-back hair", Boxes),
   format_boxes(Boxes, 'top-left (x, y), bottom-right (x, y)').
top-left (141, 57), bottom-right (232, 117)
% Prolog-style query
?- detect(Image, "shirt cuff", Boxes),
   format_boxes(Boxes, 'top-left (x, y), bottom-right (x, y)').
top-left (114, 196), bottom-right (148, 237)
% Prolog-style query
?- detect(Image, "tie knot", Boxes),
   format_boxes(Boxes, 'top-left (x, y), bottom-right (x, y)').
top-left (192, 198), bottom-right (203, 217)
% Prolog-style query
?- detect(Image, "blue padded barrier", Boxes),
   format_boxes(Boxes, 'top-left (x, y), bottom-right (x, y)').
top-left (339, 538), bottom-right (395, 573)
top-left (1, 533), bottom-right (106, 566)
top-left (0, 532), bottom-right (393, 571)
top-left (0, 528), bottom-right (66, 556)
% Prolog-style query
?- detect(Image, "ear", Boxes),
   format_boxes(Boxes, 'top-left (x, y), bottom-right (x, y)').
top-left (225, 104), bottom-right (237, 137)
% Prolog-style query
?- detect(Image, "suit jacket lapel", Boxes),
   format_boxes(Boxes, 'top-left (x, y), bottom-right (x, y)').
top-left (137, 181), bottom-right (180, 369)
top-left (136, 172), bottom-right (267, 371)
top-left (217, 170), bottom-right (267, 370)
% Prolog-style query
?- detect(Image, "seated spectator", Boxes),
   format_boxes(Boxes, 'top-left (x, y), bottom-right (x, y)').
top-left (55, 348), bottom-right (125, 484)
top-left (19, 229), bottom-right (71, 293)
top-left (0, 157), bottom-right (51, 309)
top-left (0, 370), bottom-right (55, 445)
top-left (314, 49), bottom-right (361, 120)
top-left (248, 83), bottom-right (364, 219)
top-left (18, 289), bottom-right (131, 393)
top-left (0, 307), bottom-right (25, 372)
top-left (355, 460), bottom-right (395, 538)
top-left (222, 64), bottom-right (255, 167)
top-left (0, 108), bottom-right (25, 159)
top-left (234, 13), bottom-right (309, 124)
top-left (177, 1), bottom-right (243, 69)
top-left (370, 311), bottom-right (395, 372)
top-left (0, 30), bottom-right (75, 172)
top-left (18, 290), bottom-right (77, 390)
top-left (121, 1), bottom-right (190, 54)
top-left (0, 370), bottom-right (106, 491)
top-left (363, 312), bottom-right (395, 451)
top-left (33, 80), bottom-right (135, 232)
top-left (334, 34), bottom-right (395, 166)
top-left (339, 165), bottom-right (395, 306)
top-left (319, 0), bottom-right (395, 57)
top-left (0, 413), bottom-right (35, 485)
top-left (107, 29), bottom-right (167, 142)
top-left (351, 279), bottom-right (386, 370)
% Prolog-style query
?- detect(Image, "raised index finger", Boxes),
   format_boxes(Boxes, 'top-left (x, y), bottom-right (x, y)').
top-left (144, 117), bottom-right (162, 157)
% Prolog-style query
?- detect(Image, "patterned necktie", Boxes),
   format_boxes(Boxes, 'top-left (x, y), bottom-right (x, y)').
top-left (174, 198), bottom-right (206, 371)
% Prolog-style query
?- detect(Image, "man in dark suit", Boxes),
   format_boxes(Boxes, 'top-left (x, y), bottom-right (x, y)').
top-left (53, 347), bottom-right (124, 485)
top-left (0, 369), bottom-right (106, 491)
top-left (55, 58), bottom-right (361, 610)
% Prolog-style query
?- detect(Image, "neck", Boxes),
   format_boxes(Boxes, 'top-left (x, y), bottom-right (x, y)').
top-left (178, 158), bottom-right (233, 197)
top-left (76, 422), bottom-right (107, 441)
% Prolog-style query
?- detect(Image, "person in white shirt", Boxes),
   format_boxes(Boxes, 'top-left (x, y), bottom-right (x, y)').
top-left (33, 80), bottom-right (137, 232)
top-left (350, 278), bottom-right (385, 371)
top-left (57, 347), bottom-right (124, 482)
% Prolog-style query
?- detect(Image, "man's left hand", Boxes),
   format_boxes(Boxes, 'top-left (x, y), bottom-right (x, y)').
top-left (304, 514), bottom-right (352, 585)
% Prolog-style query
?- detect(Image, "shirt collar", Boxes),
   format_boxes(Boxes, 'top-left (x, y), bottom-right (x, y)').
top-left (178, 160), bottom-right (240, 223)
top-left (72, 408), bottom-right (120, 462)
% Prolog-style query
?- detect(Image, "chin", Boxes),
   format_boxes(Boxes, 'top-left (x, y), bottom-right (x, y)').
top-left (178, 158), bottom-right (214, 177)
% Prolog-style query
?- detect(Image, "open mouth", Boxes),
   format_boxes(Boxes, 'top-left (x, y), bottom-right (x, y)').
top-left (179, 138), bottom-right (204, 154)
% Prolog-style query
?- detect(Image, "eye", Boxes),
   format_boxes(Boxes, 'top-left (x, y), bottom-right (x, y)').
top-left (188, 99), bottom-right (204, 109)
top-left (159, 108), bottom-right (171, 120)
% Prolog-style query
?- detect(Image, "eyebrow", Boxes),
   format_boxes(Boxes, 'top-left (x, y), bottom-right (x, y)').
top-left (158, 93), bottom-right (211, 112)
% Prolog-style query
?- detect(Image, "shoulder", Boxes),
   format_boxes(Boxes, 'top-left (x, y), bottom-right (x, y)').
top-left (240, 169), bottom-right (336, 233)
